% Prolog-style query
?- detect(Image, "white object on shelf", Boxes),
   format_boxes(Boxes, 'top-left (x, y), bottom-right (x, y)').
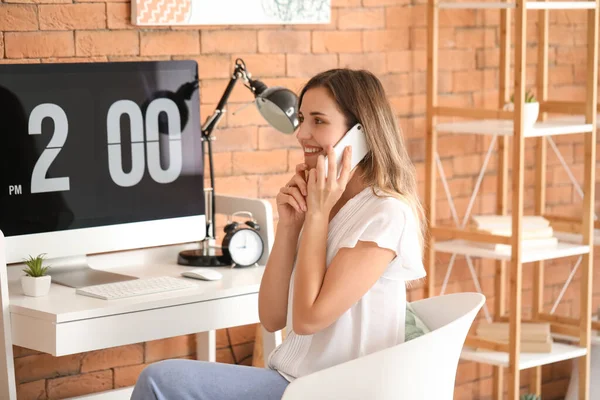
top-left (438, 1), bottom-right (596, 10)
top-left (471, 215), bottom-right (550, 230)
top-left (503, 102), bottom-right (540, 129)
top-left (466, 237), bottom-right (558, 253)
top-left (434, 240), bottom-right (589, 263)
top-left (20, 276), bottom-right (51, 297)
top-left (435, 118), bottom-right (593, 138)
top-left (461, 342), bottom-right (587, 370)
top-left (554, 230), bottom-right (600, 246)
top-left (524, 103), bottom-right (539, 129)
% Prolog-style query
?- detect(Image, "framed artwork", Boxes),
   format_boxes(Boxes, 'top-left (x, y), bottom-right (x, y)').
top-left (132, 0), bottom-right (331, 26)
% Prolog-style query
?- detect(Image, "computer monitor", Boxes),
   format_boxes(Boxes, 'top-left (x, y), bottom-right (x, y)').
top-left (0, 60), bottom-right (205, 286)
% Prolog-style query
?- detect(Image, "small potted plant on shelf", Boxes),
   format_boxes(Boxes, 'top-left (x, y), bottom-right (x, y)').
top-left (21, 254), bottom-right (52, 297)
top-left (521, 394), bottom-right (541, 400)
top-left (504, 90), bottom-right (540, 129)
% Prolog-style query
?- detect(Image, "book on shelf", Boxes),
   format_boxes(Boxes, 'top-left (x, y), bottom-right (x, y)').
top-left (475, 339), bottom-right (553, 353)
top-left (477, 322), bottom-right (551, 342)
top-left (468, 215), bottom-right (557, 251)
top-left (471, 226), bottom-right (554, 239)
top-left (467, 237), bottom-right (559, 253)
top-left (475, 322), bottom-right (553, 353)
top-left (470, 215), bottom-right (551, 232)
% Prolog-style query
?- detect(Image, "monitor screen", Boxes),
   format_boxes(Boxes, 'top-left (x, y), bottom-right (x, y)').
top-left (0, 60), bottom-right (205, 243)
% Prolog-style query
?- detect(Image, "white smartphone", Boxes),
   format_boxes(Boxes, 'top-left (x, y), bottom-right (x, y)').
top-left (324, 123), bottom-right (369, 179)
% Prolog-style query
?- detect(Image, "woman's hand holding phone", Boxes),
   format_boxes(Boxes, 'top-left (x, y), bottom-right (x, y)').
top-left (307, 146), bottom-right (352, 218)
top-left (277, 163), bottom-right (309, 230)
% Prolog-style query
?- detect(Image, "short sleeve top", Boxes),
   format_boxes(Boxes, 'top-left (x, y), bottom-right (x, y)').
top-left (267, 187), bottom-right (426, 381)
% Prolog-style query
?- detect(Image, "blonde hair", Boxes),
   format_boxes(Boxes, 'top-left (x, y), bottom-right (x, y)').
top-left (299, 69), bottom-right (425, 248)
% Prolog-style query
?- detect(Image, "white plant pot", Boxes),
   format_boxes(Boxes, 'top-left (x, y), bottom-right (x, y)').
top-left (503, 102), bottom-right (540, 129)
top-left (21, 275), bottom-right (51, 297)
top-left (523, 102), bottom-right (540, 128)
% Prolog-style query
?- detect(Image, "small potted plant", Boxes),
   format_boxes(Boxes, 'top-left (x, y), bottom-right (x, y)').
top-left (521, 394), bottom-right (541, 400)
top-left (504, 90), bottom-right (540, 129)
top-left (21, 254), bottom-right (51, 297)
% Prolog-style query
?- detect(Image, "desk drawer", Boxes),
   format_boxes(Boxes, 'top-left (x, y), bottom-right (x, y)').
top-left (12, 293), bottom-right (259, 356)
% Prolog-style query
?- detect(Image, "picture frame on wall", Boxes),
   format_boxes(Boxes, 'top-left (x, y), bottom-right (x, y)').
top-left (132, 0), bottom-right (331, 26)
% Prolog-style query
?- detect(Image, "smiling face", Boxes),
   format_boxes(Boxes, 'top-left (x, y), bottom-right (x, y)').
top-left (296, 86), bottom-right (349, 169)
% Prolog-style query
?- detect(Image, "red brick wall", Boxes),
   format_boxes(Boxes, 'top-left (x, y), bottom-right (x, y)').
top-left (2, 0), bottom-right (599, 399)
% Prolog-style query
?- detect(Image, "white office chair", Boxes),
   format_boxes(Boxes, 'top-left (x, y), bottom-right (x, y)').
top-left (280, 292), bottom-right (486, 400)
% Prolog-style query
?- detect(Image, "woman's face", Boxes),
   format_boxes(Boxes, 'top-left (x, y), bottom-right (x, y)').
top-left (296, 87), bottom-right (348, 169)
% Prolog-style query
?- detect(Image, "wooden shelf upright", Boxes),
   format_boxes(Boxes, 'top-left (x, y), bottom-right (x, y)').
top-left (425, 1), bottom-right (599, 400)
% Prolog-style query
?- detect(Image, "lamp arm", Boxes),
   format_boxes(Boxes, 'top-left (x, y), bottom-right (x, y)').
top-left (202, 75), bottom-right (239, 136)
top-left (202, 61), bottom-right (249, 137)
top-left (201, 61), bottom-right (249, 240)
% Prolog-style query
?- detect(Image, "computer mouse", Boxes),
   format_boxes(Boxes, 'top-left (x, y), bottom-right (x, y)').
top-left (181, 269), bottom-right (223, 281)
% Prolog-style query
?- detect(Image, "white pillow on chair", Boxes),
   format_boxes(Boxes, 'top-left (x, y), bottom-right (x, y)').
top-left (406, 302), bottom-right (431, 341)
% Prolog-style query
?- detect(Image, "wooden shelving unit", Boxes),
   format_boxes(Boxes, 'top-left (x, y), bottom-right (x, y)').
top-left (425, 1), bottom-right (599, 399)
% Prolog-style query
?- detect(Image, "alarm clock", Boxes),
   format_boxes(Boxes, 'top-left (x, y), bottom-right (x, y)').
top-left (221, 211), bottom-right (264, 267)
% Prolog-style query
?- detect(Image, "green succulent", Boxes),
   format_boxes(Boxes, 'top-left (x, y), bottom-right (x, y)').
top-left (22, 254), bottom-right (50, 277)
top-left (520, 394), bottom-right (541, 400)
top-left (510, 90), bottom-right (537, 103)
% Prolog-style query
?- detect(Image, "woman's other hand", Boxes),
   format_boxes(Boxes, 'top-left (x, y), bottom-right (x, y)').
top-left (276, 163), bottom-right (309, 230)
top-left (306, 146), bottom-right (352, 218)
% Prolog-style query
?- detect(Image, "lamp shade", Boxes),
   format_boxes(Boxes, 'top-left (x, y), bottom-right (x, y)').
top-left (253, 85), bottom-right (299, 134)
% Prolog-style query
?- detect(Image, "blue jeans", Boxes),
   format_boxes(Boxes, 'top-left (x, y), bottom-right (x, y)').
top-left (131, 359), bottom-right (289, 400)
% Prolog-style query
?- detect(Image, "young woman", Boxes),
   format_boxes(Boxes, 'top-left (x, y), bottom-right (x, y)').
top-left (131, 68), bottom-right (425, 400)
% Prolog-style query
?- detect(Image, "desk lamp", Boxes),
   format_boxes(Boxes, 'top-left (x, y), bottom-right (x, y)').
top-left (178, 58), bottom-right (299, 267)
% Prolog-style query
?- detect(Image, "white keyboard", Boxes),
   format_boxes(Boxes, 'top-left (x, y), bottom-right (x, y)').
top-left (76, 276), bottom-right (198, 300)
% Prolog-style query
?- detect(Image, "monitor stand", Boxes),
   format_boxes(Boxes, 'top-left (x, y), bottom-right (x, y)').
top-left (47, 255), bottom-right (137, 288)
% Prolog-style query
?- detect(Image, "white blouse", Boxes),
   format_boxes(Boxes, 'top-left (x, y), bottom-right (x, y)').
top-left (267, 186), bottom-right (426, 381)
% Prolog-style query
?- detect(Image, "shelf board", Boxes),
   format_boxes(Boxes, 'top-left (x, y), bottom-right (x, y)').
top-left (438, 2), bottom-right (514, 8)
top-left (435, 119), bottom-right (593, 137)
top-left (434, 240), bottom-right (590, 263)
top-left (438, 1), bottom-right (596, 9)
top-left (527, 1), bottom-right (597, 9)
top-left (554, 229), bottom-right (600, 246)
top-left (461, 342), bottom-right (587, 370)
top-left (552, 332), bottom-right (600, 346)
top-left (550, 114), bottom-right (600, 128)
top-left (551, 316), bottom-right (600, 345)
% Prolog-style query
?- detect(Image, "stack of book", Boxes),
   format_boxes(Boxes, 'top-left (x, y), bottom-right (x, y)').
top-left (468, 215), bottom-right (558, 253)
top-left (476, 322), bottom-right (553, 353)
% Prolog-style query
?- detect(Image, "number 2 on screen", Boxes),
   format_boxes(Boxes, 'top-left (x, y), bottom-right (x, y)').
top-left (27, 99), bottom-right (183, 194)
top-left (29, 104), bottom-right (70, 194)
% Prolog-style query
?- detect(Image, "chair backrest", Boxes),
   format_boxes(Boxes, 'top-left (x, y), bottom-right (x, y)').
top-left (281, 292), bottom-right (485, 400)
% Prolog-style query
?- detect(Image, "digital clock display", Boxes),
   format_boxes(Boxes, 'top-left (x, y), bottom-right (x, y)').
top-left (0, 60), bottom-right (205, 237)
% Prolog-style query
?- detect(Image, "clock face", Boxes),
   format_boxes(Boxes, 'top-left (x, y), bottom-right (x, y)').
top-left (0, 61), bottom-right (205, 237)
top-left (229, 229), bottom-right (264, 267)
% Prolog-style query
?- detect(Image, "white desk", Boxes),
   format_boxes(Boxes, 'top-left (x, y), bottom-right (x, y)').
top-left (0, 196), bottom-right (282, 400)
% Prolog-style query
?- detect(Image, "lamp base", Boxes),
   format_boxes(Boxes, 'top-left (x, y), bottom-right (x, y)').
top-left (177, 247), bottom-right (231, 267)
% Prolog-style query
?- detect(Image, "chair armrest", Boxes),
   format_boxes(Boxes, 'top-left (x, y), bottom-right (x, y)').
top-left (282, 293), bottom-right (485, 400)
top-left (282, 363), bottom-right (370, 400)
top-left (281, 343), bottom-right (411, 400)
